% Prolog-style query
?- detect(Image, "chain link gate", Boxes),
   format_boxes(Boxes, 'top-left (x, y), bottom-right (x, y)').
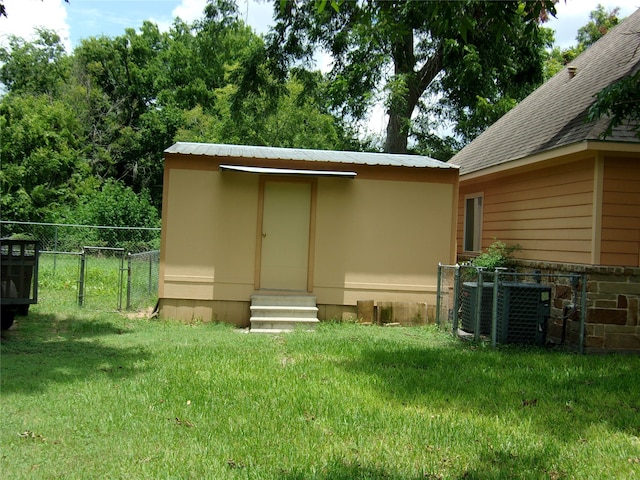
top-left (78, 247), bottom-right (126, 311)
top-left (126, 250), bottom-right (160, 310)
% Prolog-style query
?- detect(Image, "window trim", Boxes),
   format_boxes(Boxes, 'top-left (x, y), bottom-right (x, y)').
top-left (463, 193), bottom-right (483, 253)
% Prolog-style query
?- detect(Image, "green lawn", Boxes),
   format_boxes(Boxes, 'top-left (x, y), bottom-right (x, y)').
top-left (1, 307), bottom-right (639, 479)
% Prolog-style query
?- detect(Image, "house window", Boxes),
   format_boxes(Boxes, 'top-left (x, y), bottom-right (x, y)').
top-left (464, 194), bottom-right (483, 252)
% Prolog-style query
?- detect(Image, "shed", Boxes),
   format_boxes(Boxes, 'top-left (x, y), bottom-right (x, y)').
top-left (159, 143), bottom-right (459, 327)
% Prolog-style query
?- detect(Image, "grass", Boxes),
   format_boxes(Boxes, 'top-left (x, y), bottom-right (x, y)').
top-left (1, 307), bottom-right (639, 479)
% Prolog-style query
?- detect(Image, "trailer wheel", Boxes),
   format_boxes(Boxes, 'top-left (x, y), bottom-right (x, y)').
top-left (1, 309), bottom-right (15, 330)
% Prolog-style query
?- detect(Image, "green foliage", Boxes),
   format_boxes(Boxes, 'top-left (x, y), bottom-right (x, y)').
top-left (576, 4), bottom-right (621, 48)
top-left (543, 5), bottom-right (622, 81)
top-left (455, 96), bottom-right (518, 144)
top-left (72, 179), bottom-right (159, 228)
top-left (471, 239), bottom-right (522, 270)
top-left (0, 28), bottom-right (70, 96)
top-left (267, 0), bottom-right (556, 153)
top-left (0, 4), bottom-right (351, 222)
top-left (0, 93), bottom-right (89, 222)
top-left (588, 69), bottom-right (640, 140)
top-left (544, 44), bottom-right (581, 80)
top-left (65, 180), bottom-right (160, 250)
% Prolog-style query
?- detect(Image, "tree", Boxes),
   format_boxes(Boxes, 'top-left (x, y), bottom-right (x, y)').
top-left (0, 94), bottom-right (88, 222)
top-left (73, 23), bottom-right (185, 204)
top-left (0, 0), bottom-right (358, 220)
top-left (265, 0), bottom-right (557, 154)
top-left (0, 29), bottom-right (88, 223)
top-left (544, 4), bottom-right (621, 80)
top-left (576, 3), bottom-right (621, 48)
top-left (68, 179), bottom-right (160, 250)
top-left (588, 69), bottom-right (640, 140)
top-left (0, 28), bottom-right (70, 96)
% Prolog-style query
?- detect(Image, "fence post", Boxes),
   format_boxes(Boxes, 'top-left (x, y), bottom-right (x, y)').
top-left (53, 225), bottom-right (58, 274)
top-left (452, 265), bottom-right (461, 335)
top-left (78, 248), bottom-right (86, 307)
top-left (474, 268), bottom-right (483, 342)
top-left (117, 250), bottom-right (124, 311)
top-left (436, 263), bottom-right (442, 327)
top-left (125, 253), bottom-right (132, 310)
top-left (491, 269), bottom-right (500, 347)
top-left (579, 273), bottom-right (587, 354)
top-left (148, 252), bottom-right (153, 294)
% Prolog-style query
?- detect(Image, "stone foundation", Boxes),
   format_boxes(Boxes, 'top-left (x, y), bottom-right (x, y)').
top-left (515, 260), bottom-right (640, 354)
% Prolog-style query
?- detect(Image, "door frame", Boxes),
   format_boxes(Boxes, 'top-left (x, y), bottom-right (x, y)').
top-left (254, 176), bottom-right (317, 292)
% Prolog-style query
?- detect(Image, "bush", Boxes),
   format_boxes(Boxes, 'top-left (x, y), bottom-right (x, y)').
top-left (62, 179), bottom-right (160, 251)
top-left (471, 239), bottom-right (521, 270)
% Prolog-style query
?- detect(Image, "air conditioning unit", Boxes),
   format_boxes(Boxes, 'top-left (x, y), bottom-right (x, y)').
top-left (460, 281), bottom-right (552, 345)
top-left (460, 282), bottom-right (494, 335)
top-left (496, 282), bottom-right (551, 345)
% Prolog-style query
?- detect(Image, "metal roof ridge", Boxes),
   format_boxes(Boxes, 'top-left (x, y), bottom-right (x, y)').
top-left (165, 142), bottom-right (459, 169)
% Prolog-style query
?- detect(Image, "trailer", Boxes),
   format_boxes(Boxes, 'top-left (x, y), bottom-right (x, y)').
top-left (1, 238), bottom-right (39, 330)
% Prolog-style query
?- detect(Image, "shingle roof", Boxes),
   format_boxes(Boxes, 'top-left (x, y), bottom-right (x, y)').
top-left (451, 8), bottom-right (640, 176)
top-left (165, 142), bottom-right (458, 170)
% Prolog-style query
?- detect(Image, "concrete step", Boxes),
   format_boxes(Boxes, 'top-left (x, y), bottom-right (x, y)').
top-left (250, 305), bottom-right (318, 318)
top-left (250, 295), bottom-right (319, 333)
top-left (250, 295), bottom-right (317, 307)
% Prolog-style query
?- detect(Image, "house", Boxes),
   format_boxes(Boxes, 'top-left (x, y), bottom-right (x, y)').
top-left (158, 143), bottom-right (459, 329)
top-left (450, 9), bottom-right (640, 352)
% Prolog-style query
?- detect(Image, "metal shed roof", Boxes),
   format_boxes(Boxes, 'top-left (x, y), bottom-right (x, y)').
top-left (165, 142), bottom-right (458, 170)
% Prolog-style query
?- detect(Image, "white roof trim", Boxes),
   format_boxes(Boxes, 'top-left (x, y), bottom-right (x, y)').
top-left (166, 142), bottom-right (457, 169)
top-left (220, 164), bottom-right (357, 178)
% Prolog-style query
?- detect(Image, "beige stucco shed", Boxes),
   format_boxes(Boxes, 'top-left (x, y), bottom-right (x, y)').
top-left (158, 143), bottom-right (459, 327)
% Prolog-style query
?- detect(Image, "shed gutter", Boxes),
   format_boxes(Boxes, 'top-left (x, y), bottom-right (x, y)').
top-left (220, 164), bottom-right (357, 178)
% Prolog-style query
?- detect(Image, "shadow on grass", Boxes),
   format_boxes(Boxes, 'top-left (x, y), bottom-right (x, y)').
top-left (281, 459), bottom-right (428, 480)
top-left (0, 311), bottom-right (150, 394)
top-left (344, 342), bottom-right (640, 440)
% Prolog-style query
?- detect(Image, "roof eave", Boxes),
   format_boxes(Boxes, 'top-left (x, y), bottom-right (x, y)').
top-left (459, 140), bottom-right (640, 180)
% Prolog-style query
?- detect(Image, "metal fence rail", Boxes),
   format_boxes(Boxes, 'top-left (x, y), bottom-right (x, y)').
top-left (436, 264), bottom-right (587, 353)
top-left (1, 221), bottom-right (160, 312)
top-left (0, 220), bottom-right (160, 254)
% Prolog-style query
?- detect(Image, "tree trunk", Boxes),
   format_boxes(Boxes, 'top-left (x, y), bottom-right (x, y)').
top-left (384, 41), bottom-right (444, 154)
top-left (385, 107), bottom-right (411, 153)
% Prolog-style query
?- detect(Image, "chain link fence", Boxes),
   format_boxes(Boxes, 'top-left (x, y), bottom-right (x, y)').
top-left (436, 264), bottom-right (587, 353)
top-left (126, 250), bottom-right (160, 311)
top-left (1, 221), bottom-right (161, 312)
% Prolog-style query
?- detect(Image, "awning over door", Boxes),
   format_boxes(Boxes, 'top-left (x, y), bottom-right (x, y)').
top-left (220, 164), bottom-right (356, 178)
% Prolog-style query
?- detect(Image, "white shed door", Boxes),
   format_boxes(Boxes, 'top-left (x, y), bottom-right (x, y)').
top-left (260, 180), bottom-right (311, 290)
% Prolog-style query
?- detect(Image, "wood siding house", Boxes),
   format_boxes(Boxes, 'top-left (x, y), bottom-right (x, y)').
top-left (159, 143), bottom-right (458, 328)
top-left (450, 9), bottom-right (640, 352)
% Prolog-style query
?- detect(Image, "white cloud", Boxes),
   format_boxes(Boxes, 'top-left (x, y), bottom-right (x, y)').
top-left (172, 0), bottom-right (208, 23)
top-left (0, 0), bottom-right (70, 51)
